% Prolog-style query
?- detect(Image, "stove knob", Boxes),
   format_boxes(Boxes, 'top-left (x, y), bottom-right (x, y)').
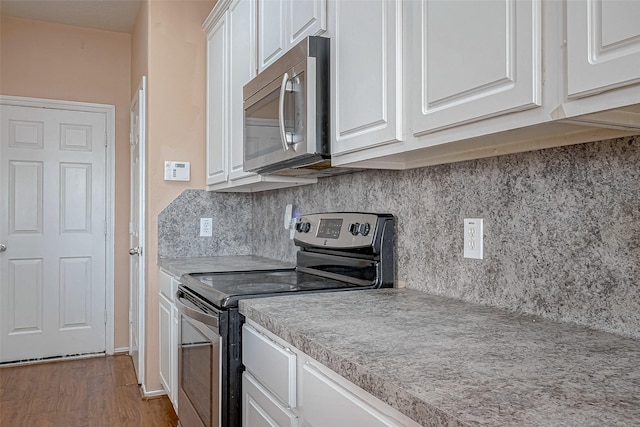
top-left (301, 222), bottom-right (311, 233)
top-left (349, 223), bottom-right (360, 236)
top-left (358, 222), bottom-right (371, 236)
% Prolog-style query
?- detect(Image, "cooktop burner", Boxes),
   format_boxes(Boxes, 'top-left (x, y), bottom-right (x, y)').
top-left (181, 269), bottom-right (360, 308)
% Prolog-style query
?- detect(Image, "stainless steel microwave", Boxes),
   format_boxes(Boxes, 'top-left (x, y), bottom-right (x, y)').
top-left (243, 36), bottom-right (329, 175)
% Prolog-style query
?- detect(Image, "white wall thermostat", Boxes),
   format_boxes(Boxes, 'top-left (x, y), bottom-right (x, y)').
top-left (164, 161), bottom-right (190, 181)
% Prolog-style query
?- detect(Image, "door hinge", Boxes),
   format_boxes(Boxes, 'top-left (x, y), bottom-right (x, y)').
top-left (105, 132), bottom-right (108, 147)
top-left (104, 311), bottom-right (108, 324)
top-left (104, 220), bottom-right (108, 236)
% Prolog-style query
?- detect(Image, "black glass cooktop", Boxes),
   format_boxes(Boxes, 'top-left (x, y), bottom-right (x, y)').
top-left (181, 269), bottom-right (360, 309)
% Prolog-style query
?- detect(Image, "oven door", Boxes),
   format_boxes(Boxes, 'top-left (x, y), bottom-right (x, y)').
top-left (176, 289), bottom-right (221, 427)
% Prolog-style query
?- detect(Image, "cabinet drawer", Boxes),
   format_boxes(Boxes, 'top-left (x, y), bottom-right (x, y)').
top-left (159, 269), bottom-right (178, 301)
top-left (242, 372), bottom-right (298, 427)
top-left (242, 324), bottom-right (296, 407)
top-left (302, 363), bottom-right (403, 427)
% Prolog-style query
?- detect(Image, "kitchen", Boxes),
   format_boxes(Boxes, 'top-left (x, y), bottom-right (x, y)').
top-left (1, 0), bottom-right (639, 426)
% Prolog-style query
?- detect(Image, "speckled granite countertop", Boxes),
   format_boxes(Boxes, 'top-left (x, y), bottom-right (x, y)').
top-left (239, 289), bottom-right (640, 427)
top-left (158, 255), bottom-right (294, 278)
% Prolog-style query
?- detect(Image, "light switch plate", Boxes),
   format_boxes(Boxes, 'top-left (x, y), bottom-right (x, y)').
top-left (464, 218), bottom-right (483, 259)
top-left (284, 204), bottom-right (297, 239)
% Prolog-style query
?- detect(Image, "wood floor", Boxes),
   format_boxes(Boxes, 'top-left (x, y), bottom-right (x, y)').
top-left (0, 354), bottom-right (179, 426)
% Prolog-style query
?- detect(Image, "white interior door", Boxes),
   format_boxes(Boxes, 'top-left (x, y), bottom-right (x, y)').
top-left (129, 77), bottom-right (146, 383)
top-left (0, 104), bottom-right (107, 363)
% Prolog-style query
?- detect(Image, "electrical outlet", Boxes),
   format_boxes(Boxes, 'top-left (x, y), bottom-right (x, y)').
top-left (463, 218), bottom-right (483, 259)
top-left (200, 218), bottom-right (213, 237)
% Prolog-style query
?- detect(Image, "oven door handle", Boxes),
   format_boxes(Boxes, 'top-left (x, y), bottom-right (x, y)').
top-left (176, 291), bottom-right (220, 328)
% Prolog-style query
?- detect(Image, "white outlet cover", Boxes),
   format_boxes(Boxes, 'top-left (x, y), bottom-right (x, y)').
top-left (464, 218), bottom-right (483, 259)
top-left (200, 218), bottom-right (213, 237)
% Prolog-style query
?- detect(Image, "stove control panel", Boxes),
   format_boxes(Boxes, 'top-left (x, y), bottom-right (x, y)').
top-left (293, 212), bottom-right (392, 249)
top-left (295, 221), bottom-right (312, 233)
top-left (348, 222), bottom-right (370, 236)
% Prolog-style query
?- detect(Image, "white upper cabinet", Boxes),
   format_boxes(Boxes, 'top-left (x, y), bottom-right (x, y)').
top-left (330, 0), bottom-right (403, 156)
top-left (561, 0), bottom-right (640, 127)
top-left (258, 0), bottom-right (285, 72)
top-left (566, 0), bottom-right (640, 99)
top-left (330, 0), bottom-right (640, 170)
top-left (411, 0), bottom-right (542, 135)
top-left (289, 0), bottom-right (327, 46)
top-left (228, 0), bottom-right (257, 182)
top-left (205, 0), bottom-right (252, 187)
top-left (204, 0), bottom-right (317, 192)
top-left (258, 0), bottom-right (327, 72)
top-left (205, 13), bottom-right (228, 186)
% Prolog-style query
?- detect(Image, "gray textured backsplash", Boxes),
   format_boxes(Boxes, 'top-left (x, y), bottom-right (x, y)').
top-left (250, 136), bottom-right (640, 338)
top-left (158, 189), bottom-right (253, 258)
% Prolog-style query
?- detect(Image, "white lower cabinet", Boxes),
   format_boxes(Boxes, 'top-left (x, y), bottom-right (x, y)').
top-left (242, 324), bottom-right (298, 427)
top-left (159, 293), bottom-right (172, 394)
top-left (242, 322), bottom-right (420, 427)
top-left (159, 269), bottom-right (179, 411)
top-left (302, 363), bottom-right (403, 427)
top-left (243, 324), bottom-right (297, 407)
top-left (243, 373), bottom-right (299, 427)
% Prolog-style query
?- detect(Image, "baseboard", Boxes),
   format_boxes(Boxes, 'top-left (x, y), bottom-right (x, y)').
top-left (0, 352), bottom-right (105, 367)
top-left (113, 347), bottom-right (129, 355)
top-left (142, 384), bottom-right (168, 399)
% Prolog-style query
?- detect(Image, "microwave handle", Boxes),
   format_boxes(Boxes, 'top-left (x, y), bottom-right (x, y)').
top-left (278, 72), bottom-right (291, 152)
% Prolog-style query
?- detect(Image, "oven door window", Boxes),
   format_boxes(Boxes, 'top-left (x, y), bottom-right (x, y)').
top-left (180, 315), bottom-right (220, 427)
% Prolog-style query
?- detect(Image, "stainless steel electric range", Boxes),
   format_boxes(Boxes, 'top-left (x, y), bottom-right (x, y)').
top-left (175, 212), bottom-right (395, 427)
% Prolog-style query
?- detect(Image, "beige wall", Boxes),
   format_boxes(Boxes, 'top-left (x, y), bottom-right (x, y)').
top-left (0, 16), bottom-right (132, 350)
top-left (131, 1), bottom-right (149, 97)
top-left (1, 0), bottom-right (214, 392)
top-left (142, 0), bottom-right (214, 391)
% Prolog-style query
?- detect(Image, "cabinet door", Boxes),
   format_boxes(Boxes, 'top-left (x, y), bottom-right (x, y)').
top-left (159, 294), bottom-right (172, 396)
top-left (206, 14), bottom-right (228, 185)
top-left (228, 0), bottom-right (257, 181)
top-left (258, 0), bottom-right (327, 73)
top-left (302, 363), bottom-right (402, 427)
top-left (411, 0), bottom-right (541, 135)
top-left (566, 0), bottom-right (640, 99)
top-left (289, 0), bottom-right (327, 46)
top-left (159, 270), bottom-right (174, 301)
top-left (331, 0), bottom-right (403, 156)
top-left (258, 0), bottom-right (286, 72)
top-left (171, 303), bottom-right (179, 410)
top-left (242, 373), bottom-right (299, 427)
